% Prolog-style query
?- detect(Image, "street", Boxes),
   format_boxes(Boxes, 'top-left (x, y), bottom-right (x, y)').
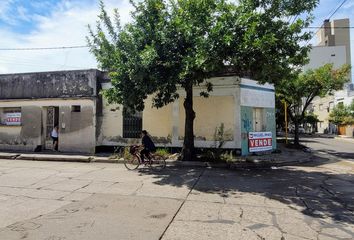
top-left (0, 155), bottom-right (353, 239)
top-left (302, 137), bottom-right (354, 161)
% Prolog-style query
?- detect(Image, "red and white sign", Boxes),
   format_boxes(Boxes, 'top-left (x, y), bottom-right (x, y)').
top-left (248, 132), bottom-right (272, 152)
top-left (5, 112), bottom-right (21, 126)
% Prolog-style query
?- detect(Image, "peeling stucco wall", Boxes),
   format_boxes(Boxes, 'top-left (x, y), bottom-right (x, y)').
top-left (0, 106), bottom-right (42, 151)
top-left (58, 104), bottom-right (96, 153)
top-left (96, 97), bottom-right (123, 146)
top-left (0, 99), bottom-right (95, 153)
top-left (178, 96), bottom-right (235, 141)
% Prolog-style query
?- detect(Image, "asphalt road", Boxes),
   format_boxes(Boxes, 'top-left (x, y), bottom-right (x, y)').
top-left (302, 137), bottom-right (354, 161)
top-left (0, 158), bottom-right (353, 240)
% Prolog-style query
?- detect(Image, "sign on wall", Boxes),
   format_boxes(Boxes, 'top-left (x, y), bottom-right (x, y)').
top-left (5, 112), bottom-right (21, 126)
top-left (248, 132), bottom-right (272, 152)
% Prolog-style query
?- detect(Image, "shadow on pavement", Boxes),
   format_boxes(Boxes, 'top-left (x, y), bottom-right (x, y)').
top-left (139, 155), bottom-right (354, 226)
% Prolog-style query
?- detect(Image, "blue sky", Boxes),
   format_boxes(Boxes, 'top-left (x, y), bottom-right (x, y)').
top-left (0, 0), bottom-right (353, 75)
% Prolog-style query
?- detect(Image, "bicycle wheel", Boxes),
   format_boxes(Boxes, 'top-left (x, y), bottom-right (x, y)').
top-left (124, 154), bottom-right (140, 170)
top-left (149, 154), bottom-right (166, 171)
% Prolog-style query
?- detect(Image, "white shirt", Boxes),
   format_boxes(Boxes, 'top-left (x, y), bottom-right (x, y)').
top-left (51, 129), bottom-right (58, 138)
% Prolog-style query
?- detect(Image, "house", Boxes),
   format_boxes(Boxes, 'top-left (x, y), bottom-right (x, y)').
top-left (0, 69), bottom-right (276, 155)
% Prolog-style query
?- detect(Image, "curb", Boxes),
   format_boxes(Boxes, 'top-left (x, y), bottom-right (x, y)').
top-left (1, 152), bottom-right (314, 169)
top-left (0, 153), bottom-right (20, 159)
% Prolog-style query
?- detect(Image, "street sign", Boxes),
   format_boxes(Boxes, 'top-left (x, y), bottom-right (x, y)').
top-left (248, 132), bottom-right (272, 152)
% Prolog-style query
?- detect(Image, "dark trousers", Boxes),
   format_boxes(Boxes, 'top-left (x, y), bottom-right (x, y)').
top-left (52, 137), bottom-right (58, 151)
top-left (140, 149), bottom-right (150, 162)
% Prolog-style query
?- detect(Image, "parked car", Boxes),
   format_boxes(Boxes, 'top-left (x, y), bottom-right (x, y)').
top-left (288, 126), bottom-right (305, 134)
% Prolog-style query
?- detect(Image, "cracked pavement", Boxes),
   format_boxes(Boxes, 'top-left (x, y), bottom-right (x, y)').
top-left (0, 157), bottom-right (353, 240)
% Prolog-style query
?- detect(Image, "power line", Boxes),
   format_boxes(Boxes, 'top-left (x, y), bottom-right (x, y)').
top-left (0, 45), bottom-right (88, 51)
top-left (327, 0), bottom-right (349, 20)
top-left (306, 0), bottom-right (349, 45)
top-left (0, 26), bottom-right (352, 52)
top-left (290, 15), bottom-right (298, 25)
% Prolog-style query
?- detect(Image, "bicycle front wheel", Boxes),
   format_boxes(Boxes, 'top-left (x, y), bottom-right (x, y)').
top-left (124, 154), bottom-right (140, 170)
top-left (149, 154), bottom-right (166, 171)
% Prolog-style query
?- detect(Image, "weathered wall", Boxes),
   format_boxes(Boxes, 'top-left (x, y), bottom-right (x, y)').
top-left (0, 99), bottom-right (95, 153)
top-left (59, 105), bottom-right (95, 153)
top-left (239, 80), bottom-right (276, 155)
top-left (143, 96), bottom-right (173, 144)
top-left (96, 98), bottom-right (124, 145)
top-left (178, 96), bottom-right (234, 141)
top-left (240, 79), bottom-right (275, 108)
top-left (240, 107), bottom-right (277, 156)
top-left (240, 106), bottom-right (253, 155)
top-left (97, 76), bottom-right (275, 154)
top-left (0, 69), bottom-right (99, 99)
top-left (0, 106), bottom-right (42, 151)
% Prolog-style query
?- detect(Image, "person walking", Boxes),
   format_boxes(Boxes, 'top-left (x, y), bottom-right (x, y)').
top-left (51, 126), bottom-right (59, 151)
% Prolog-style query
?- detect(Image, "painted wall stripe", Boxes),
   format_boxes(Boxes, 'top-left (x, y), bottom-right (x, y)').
top-left (240, 84), bottom-right (275, 92)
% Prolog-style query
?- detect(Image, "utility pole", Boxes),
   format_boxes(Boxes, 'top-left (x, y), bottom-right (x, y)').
top-left (284, 101), bottom-right (288, 144)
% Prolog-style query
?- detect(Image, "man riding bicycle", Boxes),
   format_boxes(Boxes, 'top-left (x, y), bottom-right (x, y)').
top-left (140, 130), bottom-right (156, 162)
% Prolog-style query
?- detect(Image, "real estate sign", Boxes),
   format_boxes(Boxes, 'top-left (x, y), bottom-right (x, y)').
top-left (248, 132), bottom-right (272, 152)
top-left (5, 112), bottom-right (21, 126)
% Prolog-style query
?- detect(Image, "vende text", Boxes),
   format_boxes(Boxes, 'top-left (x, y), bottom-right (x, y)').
top-left (249, 138), bottom-right (272, 148)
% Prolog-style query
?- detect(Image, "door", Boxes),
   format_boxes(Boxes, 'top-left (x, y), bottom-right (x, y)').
top-left (253, 108), bottom-right (264, 132)
top-left (44, 106), bottom-right (59, 149)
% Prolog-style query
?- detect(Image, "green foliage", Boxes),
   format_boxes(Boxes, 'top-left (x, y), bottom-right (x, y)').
top-left (88, 0), bottom-right (319, 158)
top-left (329, 100), bottom-right (354, 125)
top-left (110, 146), bottom-right (134, 160)
top-left (155, 148), bottom-right (170, 158)
top-left (277, 64), bottom-right (350, 144)
top-left (303, 112), bottom-right (319, 125)
top-left (88, 0), bottom-right (318, 111)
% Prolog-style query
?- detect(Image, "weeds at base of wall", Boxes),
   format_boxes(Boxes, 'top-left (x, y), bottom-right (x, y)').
top-left (109, 147), bottom-right (171, 160)
top-left (109, 146), bottom-right (132, 160)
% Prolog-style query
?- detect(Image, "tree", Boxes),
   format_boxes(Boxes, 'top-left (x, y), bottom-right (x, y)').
top-left (87, 0), bottom-right (318, 161)
top-left (277, 64), bottom-right (350, 145)
top-left (329, 99), bottom-right (354, 125)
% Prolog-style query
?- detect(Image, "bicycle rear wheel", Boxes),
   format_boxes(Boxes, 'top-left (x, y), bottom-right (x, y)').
top-left (149, 154), bottom-right (166, 171)
top-left (124, 154), bottom-right (140, 170)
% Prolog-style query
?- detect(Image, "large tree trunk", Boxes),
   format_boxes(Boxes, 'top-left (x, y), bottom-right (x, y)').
top-left (181, 82), bottom-right (195, 161)
top-left (294, 121), bottom-right (300, 145)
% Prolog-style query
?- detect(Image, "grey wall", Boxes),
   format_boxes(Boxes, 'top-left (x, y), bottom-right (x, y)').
top-left (0, 106), bottom-right (42, 151)
top-left (0, 69), bottom-right (100, 99)
top-left (58, 105), bottom-right (96, 153)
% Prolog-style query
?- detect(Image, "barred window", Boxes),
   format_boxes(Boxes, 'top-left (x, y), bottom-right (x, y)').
top-left (123, 108), bottom-right (142, 138)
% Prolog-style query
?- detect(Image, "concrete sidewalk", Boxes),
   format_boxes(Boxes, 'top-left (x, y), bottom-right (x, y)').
top-left (0, 144), bottom-right (314, 169)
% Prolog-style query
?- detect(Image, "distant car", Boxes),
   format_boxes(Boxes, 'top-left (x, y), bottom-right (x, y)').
top-left (288, 126), bottom-right (305, 134)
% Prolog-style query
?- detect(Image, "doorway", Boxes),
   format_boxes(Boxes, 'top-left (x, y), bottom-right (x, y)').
top-left (44, 106), bottom-right (59, 150)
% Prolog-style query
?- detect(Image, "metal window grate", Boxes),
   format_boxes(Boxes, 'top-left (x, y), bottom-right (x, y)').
top-left (123, 109), bottom-right (142, 138)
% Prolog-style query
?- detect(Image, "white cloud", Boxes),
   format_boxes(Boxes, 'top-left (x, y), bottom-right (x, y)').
top-left (0, 0), bottom-right (133, 74)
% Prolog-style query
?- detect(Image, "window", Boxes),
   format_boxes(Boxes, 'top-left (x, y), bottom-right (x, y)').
top-left (319, 104), bottom-right (323, 111)
top-left (337, 102), bottom-right (344, 107)
top-left (123, 108), bottom-right (142, 138)
top-left (0, 107), bottom-right (22, 126)
top-left (71, 105), bottom-right (81, 112)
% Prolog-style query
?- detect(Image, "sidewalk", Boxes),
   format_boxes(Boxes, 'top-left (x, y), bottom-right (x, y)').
top-left (335, 135), bottom-right (354, 142)
top-left (0, 143), bottom-right (314, 169)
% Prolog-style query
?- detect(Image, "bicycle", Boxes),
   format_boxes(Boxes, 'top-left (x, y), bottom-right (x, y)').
top-left (124, 145), bottom-right (166, 171)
